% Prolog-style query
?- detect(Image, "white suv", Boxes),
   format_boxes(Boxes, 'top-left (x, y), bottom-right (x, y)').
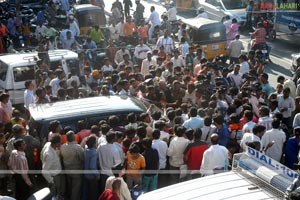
top-left (199, 0), bottom-right (247, 25)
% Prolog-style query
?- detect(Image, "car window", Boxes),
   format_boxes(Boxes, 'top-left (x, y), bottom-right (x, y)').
top-left (206, 0), bottom-right (220, 6)
top-left (0, 61), bottom-right (8, 81)
top-left (13, 65), bottom-right (35, 82)
top-left (222, 0), bottom-right (247, 9)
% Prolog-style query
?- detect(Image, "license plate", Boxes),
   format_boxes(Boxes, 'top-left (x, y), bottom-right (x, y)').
top-left (212, 45), bottom-right (219, 51)
top-left (262, 50), bottom-right (268, 53)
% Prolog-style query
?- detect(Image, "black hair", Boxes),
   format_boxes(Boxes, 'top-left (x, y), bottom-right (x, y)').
top-left (152, 129), bottom-right (161, 139)
top-left (86, 136), bottom-right (96, 148)
top-left (13, 139), bottom-right (24, 150)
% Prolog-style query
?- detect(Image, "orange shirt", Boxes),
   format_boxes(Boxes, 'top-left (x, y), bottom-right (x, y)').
top-left (124, 22), bottom-right (136, 36)
top-left (126, 152), bottom-right (145, 177)
top-left (138, 26), bottom-right (148, 39)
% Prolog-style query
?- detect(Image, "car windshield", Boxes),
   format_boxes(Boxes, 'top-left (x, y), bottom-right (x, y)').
top-left (222, 0), bottom-right (247, 10)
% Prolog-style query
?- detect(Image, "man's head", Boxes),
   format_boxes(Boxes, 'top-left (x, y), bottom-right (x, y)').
top-left (86, 135), bottom-right (96, 149)
top-left (66, 131), bottom-right (75, 143)
top-left (260, 73), bottom-right (268, 84)
top-left (13, 139), bottom-right (26, 151)
top-left (233, 64), bottom-right (240, 74)
top-left (12, 124), bottom-right (23, 136)
top-left (25, 80), bottom-right (34, 90)
top-left (106, 131), bottom-right (116, 144)
top-left (50, 134), bottom-right (61, 149)
top-left (112, 179), bottom-right (121, 192)
top-left (189, 107), bottom-right (198, 117)
top-left (150, 6), bottom-right (155, 12)
top-left (283, 87), bottom-right (290, 98)
top-left (252, 124), bottom-right (266, 137)
top-left (210, 133), bottom-right (219, 145)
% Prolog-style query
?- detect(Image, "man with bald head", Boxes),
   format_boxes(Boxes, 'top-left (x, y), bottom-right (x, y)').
top-left (200, 134), bottom-right (229, 176)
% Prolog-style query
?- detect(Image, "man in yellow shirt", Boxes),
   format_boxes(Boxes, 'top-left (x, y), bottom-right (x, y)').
top-left (90, 25), bottom-right (104, 44)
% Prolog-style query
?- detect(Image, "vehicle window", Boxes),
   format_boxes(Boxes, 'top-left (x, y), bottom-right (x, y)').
top-left (13, 65), bottom-right (35, 82)
top-left (222, 0), bottom-right (247, 9)
top-left (0, 61), bottom-right (8, 81)
top-left (206, 0), bottom-right (220, 6)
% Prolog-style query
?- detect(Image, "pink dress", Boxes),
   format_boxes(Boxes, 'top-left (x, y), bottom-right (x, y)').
top-left (226, 23), bottom-right (239, 46)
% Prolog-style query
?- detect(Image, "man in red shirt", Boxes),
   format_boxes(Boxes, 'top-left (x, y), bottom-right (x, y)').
top-left (98, 179), bottom-right (121, 200)
top-left (184, 129), bottom-right (208, 179)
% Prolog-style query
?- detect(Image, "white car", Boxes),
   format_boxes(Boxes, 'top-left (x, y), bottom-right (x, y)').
top-left (199, 0), bottom-right (247, 25)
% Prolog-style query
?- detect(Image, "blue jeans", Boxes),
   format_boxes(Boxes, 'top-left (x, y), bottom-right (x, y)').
top-left (142, 174), bottom-right (158, 192)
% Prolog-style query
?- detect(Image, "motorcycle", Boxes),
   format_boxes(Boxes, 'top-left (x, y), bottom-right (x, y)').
top-left (248, 34), bottom-right (271, 63)
top-left (262, 17), bottom-right (276, 41)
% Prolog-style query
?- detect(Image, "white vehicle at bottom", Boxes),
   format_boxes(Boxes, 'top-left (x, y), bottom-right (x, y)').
top-left (138, 147), bottom-right (297, 200)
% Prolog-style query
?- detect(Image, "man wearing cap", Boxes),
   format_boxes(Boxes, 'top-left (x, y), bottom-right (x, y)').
top-left (114, 44), bottom-right (131, 66)
top-left (69, 15), bottom-right (80, 37)
top-left (141, 51), bottom-right (156, 77)
top-left (228, 35), bottom-right (244, 64)
top-left (155, 30), bottom-right (174, 54)
top-left (285, 127), bottom-right (300, 169)
top-left (134, 38), bottom-right (151, 66)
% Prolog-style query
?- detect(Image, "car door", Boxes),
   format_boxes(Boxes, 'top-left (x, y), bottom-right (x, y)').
top-left (200, 0), bottom-right (223, 21)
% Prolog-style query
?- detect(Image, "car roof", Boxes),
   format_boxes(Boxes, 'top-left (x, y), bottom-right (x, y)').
top-left (138, 171), bottom-right (284, 200)
top-left (0, 50), bottom-right (78, 66)
top-left (29, 96), bottom-right (147, 123)
top-left (73, 4), bottom-right (102, 12)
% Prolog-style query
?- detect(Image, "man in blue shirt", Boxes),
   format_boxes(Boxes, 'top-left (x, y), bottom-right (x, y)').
top-left (213, 114), bottom-right (229, 146)
top-left (285, 127), bottom-right (300, 169)
top-left (183, 107), bottom-right (204, 130)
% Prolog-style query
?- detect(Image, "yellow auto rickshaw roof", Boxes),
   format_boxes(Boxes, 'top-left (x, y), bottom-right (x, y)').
top-left (182, 17), bottom-right (225, 30)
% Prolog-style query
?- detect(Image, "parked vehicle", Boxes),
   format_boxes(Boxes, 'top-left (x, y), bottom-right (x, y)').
top-left (198, 0), bottom-right (247, 25)
top-left (0, 50), bottom-right (78, 105)
top-left (29, 95), bottom-right (160, 140)
top-left (182, 17), bottom-right (228, 60)
top-left (71, 4), bottom-right (107, 35)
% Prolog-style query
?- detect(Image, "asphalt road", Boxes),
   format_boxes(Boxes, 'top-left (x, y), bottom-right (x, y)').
top-left (104, 0), bottom-right (300, 86)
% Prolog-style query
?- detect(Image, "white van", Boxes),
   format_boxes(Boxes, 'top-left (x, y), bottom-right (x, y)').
top-left (0, 50), bottom-right (79, 105)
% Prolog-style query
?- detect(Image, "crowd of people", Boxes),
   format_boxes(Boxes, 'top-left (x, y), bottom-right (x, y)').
top-left (0, 0), bottom-right (299, 200)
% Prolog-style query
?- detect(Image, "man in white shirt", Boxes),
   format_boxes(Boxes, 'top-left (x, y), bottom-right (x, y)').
top-left (166, 4), bottom-right (177, 21)
top-left (141, 51), bottom-right (156, 77)
top-left (278, 87), bottom-right (295, 129)
top-left (35, 23), bottom-right (47, 41)
top-left (155, 30), bottom-right (174, 54)
top-left (152, 129), bottom-right (168, 170)
top-left (227, 64), bottom-right (243, 88)
top-left (101, 58), bottom-right (114, 72)
top-left (24, 80), bottom-right (35, 112)
top-left (167, 126), bottom-right (189, 183)
top-left (240, 124), bottom-right (265, 151)
top-left (242, 110), bottom-right (256, 134)
top-left (200, 134), bottom-right (229, 176)
top-left (261, 118), bottom-right (286, 162)
top-left (68, 15), bottom-right (80, 37)
top-left (201, 117), bottom-right (216, 146)
top-left (114, 44), bottom-right (131, 66)
top-left (41, 135), bottom-right (62, 199)
top-left (109, 20), bottom-right (120, 41)
top-left (147, 6), bottom-right (161, 40)
top-left (49, 69), bottom-right (65, 97)
top-left (170, 49), bottom-right (185, 68)
top-left (134, 38), bottom-right (151, 65)
top-left (258, 106), bottom-right (273, 131)
top-left (228, 35), bottom-right (244, 64)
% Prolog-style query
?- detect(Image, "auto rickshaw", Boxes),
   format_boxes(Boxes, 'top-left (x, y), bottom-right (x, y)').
top-left (182, 17), bottom-right (228, 60)
top-left (72, 4), bottom-right (106, 35)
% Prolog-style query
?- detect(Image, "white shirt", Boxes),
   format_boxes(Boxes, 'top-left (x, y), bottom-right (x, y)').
top-left (24, 89), bottom-right (35, 109)
top-left (97, 143), bottom-right (122, 176)
top-left (134, 44), bottom-right (151, 60)
top-left (109, 25), bottom-right (120, 41)
top-left (240, 132), bottom-right (261, 151)
top-left (156, 36), bottom-right (174, 54)
top-left (98, 135), bottom-right (107, 147)
top-left (167, 136), bottom-right (189, 167)
top-left (141, 58), bottom-right (156, 77)
top-left (101, 65), bottom-right (114, 72)
top-left (182, 90), bottom-right (197, 105)
top-left (166, 7), bottom-right (177, 21)
top-left (41, 144), bottom-right (62, 183)
top-left (179, 42), bottom-right (189, 58)
top-left (261, 128), bottom-right (286, 162)
top-left (148, 10), bottom-right (161, 26)
top-left (201, 125), bottom-right (216, 146)
top-left (242, 121), bottom-right (256, 134)
top-left (228, 39), bottom-right (244, 58)
top-left (170, 56), bottom-right (185, 68)
top-left (200, 144), bottom-right (228, 176)
top-left (114, 49), bottom-right (131, 65)
top-left (227, 72), bottom-right (243, 88)
top-left (69, 21), bottom-right (80, 36)
top-left (258, 116), bottom-right (273, 131)
top-left (49, 78), bottom-right (60, 97)
top-left (116, 22), bottom-right (125, 37)
top-left (277, 95), bottom-right (295, 118)
top-left (35, 25), bottom-right (48, 40)
top-left (152, 139), bottom-right (168, 169)
top-left (239, 61), bottom-right (250, 75)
